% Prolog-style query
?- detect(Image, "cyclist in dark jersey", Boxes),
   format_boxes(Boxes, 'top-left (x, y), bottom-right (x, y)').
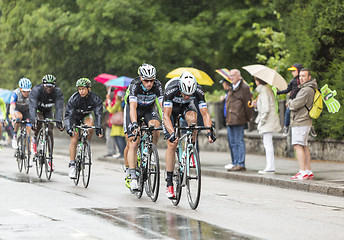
top-left (124, 63), bottom-right (163, 191)
top-left (163, 71), bottom-right (216, 199)
top-left (29, 74), bottom-right (64, 156)
top-left (64, 78), bottom-right (103, 179)
top-left (9, 78), bottom-right (32, 149)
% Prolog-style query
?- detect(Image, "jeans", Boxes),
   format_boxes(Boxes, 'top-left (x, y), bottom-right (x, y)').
top-left (227, 125), bottom-right (246, 167)
top-left (114, 136), bottom-right (126, 157)
top-left (226, 127), bottom-right (234, 164)
top-left (284, 108), bottom-right (291, 127)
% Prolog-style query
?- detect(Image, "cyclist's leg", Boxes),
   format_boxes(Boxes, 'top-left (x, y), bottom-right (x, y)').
top-left (84, 115), bottom-right (94, 141)
top-left (145, 107), bottom-right (161, 145)
top-left (184, 102), bottom-right (198, 142)
top-left (11, 110), bottom-right (23, 132)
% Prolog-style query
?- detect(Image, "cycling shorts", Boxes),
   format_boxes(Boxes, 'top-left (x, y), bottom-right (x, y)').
top-left (162, 101), bottom-right (197, 139)
top-left (73, 113), bottom-right (93, 129)
top-left (37, 108), bottom-right (54, 119)
top-left (123, 104), bottom-right (160, 138)
top-left (15, 109), bottom-right (31, 127)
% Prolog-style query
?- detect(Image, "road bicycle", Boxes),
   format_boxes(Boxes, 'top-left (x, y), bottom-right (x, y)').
top-left (34, 118), bottom-right (59, 180)
top-left (73, 124), bottom-right (99, 188)
top-left (132, 125), bottom-right (162, 202)
top-left (171, 115), bottom-right (214, 210)
top-left (14, 119), bottom-right (31, 174)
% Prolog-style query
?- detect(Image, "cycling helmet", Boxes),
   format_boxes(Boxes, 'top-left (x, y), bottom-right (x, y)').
top-left (138, 63), bottom-right (156, 79)
top-left (76, 78), bottom-right (91, 88)
top-left (18, 78), bottom-right (32, 91)
top-left (180, 71), bottom-right (197, 95)
top-left (42, 74), bottom-right (56, 85)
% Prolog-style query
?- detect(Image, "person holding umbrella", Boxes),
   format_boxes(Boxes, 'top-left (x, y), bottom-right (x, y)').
top-left (252, 77), bottom-right (281, 174)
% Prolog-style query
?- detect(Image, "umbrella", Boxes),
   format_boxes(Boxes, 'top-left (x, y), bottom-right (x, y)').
top-left (242, 64), bottom-right (288, 90)
top-left (0, 88), bottom-right (13, 104)
top-left (94, 73), bottom-right (117, 84)
top-left (215, 68), bottom-right (232, 83)
top-left (104, 76), bottom-right (133, 88)
top-left (166, 67), bottom-right (214, 86)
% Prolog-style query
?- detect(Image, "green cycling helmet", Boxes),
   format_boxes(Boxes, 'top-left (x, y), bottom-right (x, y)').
top-left (76, 78), bottom-right (91, 88)
top-left (42, 74), bottom-right (56, 85)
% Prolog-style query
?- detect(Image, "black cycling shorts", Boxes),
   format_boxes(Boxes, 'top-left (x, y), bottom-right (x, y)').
top-left (124, 104), bottom-right (160, 138)
top-left (162, 101), bottom-right (197, 139)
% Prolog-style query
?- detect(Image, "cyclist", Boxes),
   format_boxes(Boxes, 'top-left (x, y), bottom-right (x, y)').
top-left (0, 97), bottom-right (6, 145)
top-left (64, 78), bottom-right (103, 179)
top-left (29, 74), bottom-right (64, 159)
top-left (123, 63), bottom-right (163, 191)
top-left (163, 71), bottom-right (216, 199)
top-left (9, 78), bottom-right (32, 149)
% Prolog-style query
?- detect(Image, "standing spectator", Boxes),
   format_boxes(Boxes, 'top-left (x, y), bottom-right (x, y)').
top-left (106, 91), bottom-right (126, 159)
top-left (225, 69), bottom-right (253, 171)
top-left (252, 77), bottom-right (281, 174)
top-left (277, 63), bottom-right (303, 135)
top-left (220, 78), bottom-right (235, 170)
top-left (287, 68), bottom-right (316, 180)
top-left (104, 88), bottom-right (118, 158)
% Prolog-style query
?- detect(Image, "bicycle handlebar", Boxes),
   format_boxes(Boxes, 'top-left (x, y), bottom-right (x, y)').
top-left (37, 118), bottom-right (61, 123)
top-left (73, 124), bottom-right (100, 130)
top-left (133, 125), bottom-right (162, 142)
top-left (15, 119), bottom-right (31, 124)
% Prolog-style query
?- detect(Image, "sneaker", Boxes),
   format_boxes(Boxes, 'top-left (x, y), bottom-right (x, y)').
top-left (258, 169), bottom-right (275, 174)
top-left (306, 173), bottom-right (314, 179)
top-left (282, 126), bottom-right (289, 136)
top-left (48, 160), bottom-right (54, 172)
top-left (166, 186), bottom-right (175, 199)
top-left (310, 126), bottom-right (317, 137)
top-left (291, 172), bottom-right (308, 180)
top-left (12, 136), bottom-right (18, 149)
top-left (69, 163), bottom-right (76, 179)
top-left (225, 163), bottom-right (234, 171)
top-left (131, 179), bottom-right (138, 191)
top-left (31, 139), bottom-right (37, 154)
top-left (125, 175), bottom-right (131, 189)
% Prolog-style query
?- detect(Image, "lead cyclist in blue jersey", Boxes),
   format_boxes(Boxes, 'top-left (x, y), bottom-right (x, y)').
top-left (163, 71), bottom-right (216, 199)
top-left (123, 63), bottom-right (163, 191)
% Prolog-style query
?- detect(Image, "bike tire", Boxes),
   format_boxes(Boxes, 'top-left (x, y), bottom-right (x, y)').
top-left (16, 134), bottom-right (23, 172)
top-left (35, 129), bottom-right (44, 178)
top-left (44, 135), bottom-right (53, 180)
top-left (82, 140), bottom-right (92, 188)
top-left (172, 151), bottom-right (182, 206)
top-left (146, 144), bottom-right (160, 202)
top-left (23, 136), bottom-right (30, 174)
top-left (186, 146), bottom-right (201, 210)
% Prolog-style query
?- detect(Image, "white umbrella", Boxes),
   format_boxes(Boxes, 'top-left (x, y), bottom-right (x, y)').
top-left (242, 64), bottom-right (288, 90)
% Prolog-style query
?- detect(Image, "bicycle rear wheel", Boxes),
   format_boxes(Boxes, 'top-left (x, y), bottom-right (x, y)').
top-left (44, 135), bottom-right (53, 180)
top-left (16, 135), bottom-right (23, 172)
top-left (172, 151), bottom-right (182, 206)
top-left (145, 144), bottom-right (160, 202)
top-left (186, 146), bottom-right (201, 210)
top-left (23, 136), bottom-right (30, 174)
top-left (82, 141), bottom-right (92, 188)
top-left (35, 129), bottom-right (44, 178)
top-left (74, 159), bottom-right (81, 186)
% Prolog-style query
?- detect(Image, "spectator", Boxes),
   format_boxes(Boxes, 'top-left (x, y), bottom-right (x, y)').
top-left (225, 69), bottom-right (253, 171)
top-left (220, 78), bottom-right (235, 170)
top-left (287, 68), bottom-right (316, 180)
top-left (104, 88), bottom-right (118, 157)
top-left (252, 77), bottom-right (281, 174)
top-left (106, 91), bottom-right (126, 159)
top-left (277, 63), bottom-right (303, 135)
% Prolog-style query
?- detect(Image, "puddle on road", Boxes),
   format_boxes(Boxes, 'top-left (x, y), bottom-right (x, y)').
top-left (78, 207), bottom-right (256, 240)
top-left (0, 173), bottom-right (47, 183)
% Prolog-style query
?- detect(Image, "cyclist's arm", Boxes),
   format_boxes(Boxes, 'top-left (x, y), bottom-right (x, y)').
top-left (28, 87), bottom-right (39, 123)
top-left (129, 101), bottom-right (138, 124)
top-left (199, 107), bottom-right (212, 131)
top-left (163, 104), bottom-right (174, 135)
top-left (93, 94), bottom-right (103, 129)
top-left (0, 98), bottom-right (6, 117)
top-left (54, 87), bottom-right (64, 122)
top-left (9, 92), bottom-right (17, 118)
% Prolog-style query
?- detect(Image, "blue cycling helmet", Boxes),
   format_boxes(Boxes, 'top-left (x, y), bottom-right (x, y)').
top-left (18, 78), bottom-right (32, 91)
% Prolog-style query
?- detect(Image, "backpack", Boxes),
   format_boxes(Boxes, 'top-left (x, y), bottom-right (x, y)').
top-left (305, 87), bottom-right (323, 119)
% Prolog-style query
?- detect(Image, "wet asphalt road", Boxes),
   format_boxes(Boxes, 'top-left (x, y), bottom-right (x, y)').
top-left (1, 139), bottom-right (344, 239)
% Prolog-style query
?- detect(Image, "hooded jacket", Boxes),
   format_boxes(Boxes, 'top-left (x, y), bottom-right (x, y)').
top-left (288, 79), bottom-right (317, 127)
top-left (277, 63), bottom-right (303, 99)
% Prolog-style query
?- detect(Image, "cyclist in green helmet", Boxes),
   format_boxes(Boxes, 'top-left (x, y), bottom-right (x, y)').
top-left (64, 78), bottom-right (103, 179)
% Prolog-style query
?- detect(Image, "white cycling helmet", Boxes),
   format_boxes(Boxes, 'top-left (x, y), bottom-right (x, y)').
top-left (180, 71), bottom-right (197, 95)
top-left (138, 63), bottom-right (156, 79)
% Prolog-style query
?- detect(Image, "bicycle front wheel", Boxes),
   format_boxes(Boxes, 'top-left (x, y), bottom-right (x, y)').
top-left (44, 135), bottom-right (53, 180)
top-left (186, 146), bottom-right (201, 210)
top-left (35, 129), bottom-right (44, 178)
top-left (16, 135), bottom-right (23, 172)
top-left (82, 141), bottom-right (92, 188)
top-left (23, 136), bottom-right (30, 174)
top-left (172, 151), bottom-right (182, 206)
top-left (145, 144), bottom-right (160, 202)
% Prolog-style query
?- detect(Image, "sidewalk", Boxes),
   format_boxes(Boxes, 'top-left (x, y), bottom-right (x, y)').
top-left (53, 138), bottom-right (344, 197)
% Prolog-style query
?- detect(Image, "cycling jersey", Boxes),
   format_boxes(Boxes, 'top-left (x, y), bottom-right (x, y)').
top-left (163, 78), bottom-right (207, 109)
top-left (0, 97), bottom-right (6, 121)
top-left (10, 88), bottom-right (29, 112)
top-left (127, 77), bottom-right (164, 108)
top-left (29, 84), bottom-right (64, 123)
top-left (64, 91), bottom-right (103, 131)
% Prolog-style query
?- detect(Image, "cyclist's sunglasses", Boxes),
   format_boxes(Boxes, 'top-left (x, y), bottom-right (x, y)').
top-left (142, 78), bottom-right (155, 82)
top-left (43, 83), bottom-right (55, 87)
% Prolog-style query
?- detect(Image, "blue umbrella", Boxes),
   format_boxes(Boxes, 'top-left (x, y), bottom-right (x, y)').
top-left (104, 76), bottom-right (133, 88)
top-left (0, 89), bottom-right (13, 104)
